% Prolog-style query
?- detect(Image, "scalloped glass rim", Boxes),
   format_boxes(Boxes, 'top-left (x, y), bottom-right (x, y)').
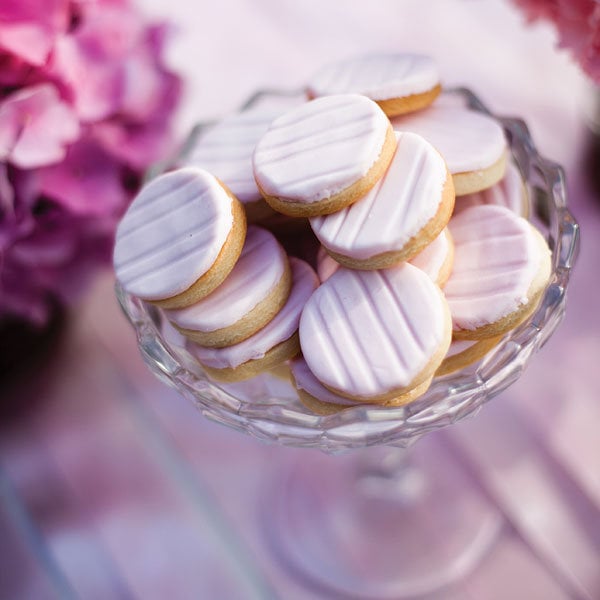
top-left (117, 87), bottom-right (580, 453)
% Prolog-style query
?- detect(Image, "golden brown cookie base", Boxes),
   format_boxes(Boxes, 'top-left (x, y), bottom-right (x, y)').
top-left (151, 187), bottom-right (247, 310)
top-left (435, 335), bottom-right (503, 377)
top-left (324, 170), bottom-right (455, 270)
top-left (376, 84), bottom-right (442, 117)
top-left (173, 254), bottom-right (292, 348)
top-left (259, 124), bottom-right (397, 218)
top-left (200, 332), bottom-right (301, 383)
top-left (297, 375), bottom-right (435, 416)
top-left (454, 152), bottom-right (507, 196)
top-left (453, 225), bottom-right (552, 341)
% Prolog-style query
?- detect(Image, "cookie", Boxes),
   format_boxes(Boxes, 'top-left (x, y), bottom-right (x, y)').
top-left (290, 357), bottom-right (434, 416)
top-left (307, 53), bottom-right (441, 117)
top-left (188, 257), bottom-right (319, 382)
top-left (253, 94), bottom-right (396, 217)
top-left (184, 108), bottom-right (285, 223)
top-left (453, 161), bottom-right (528, 217)
top-left (299, 263), bottom-right (452, 403)
top-left (113, 167), bottom-right (246, 309)
top-left (445, 205), bottom-right (551, 340)
top-left (435, 336), bottom-right (503, 377)
top-left (165, 226), bottom-right (291, 348)
top-left (316, 228), bottom-right (454, 287)
top-left (392, 105), bottom-right (507, 196)
top-left (310, 131), bottom-right (454, 269)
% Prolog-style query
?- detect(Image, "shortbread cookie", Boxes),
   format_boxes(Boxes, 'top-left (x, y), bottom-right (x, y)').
top-left (184, 108), bottom-right (284, 222)
top-left (307, 53), bottom-right (441, 117)
top-left (392, 105), bottom-right (507, 195)
top-left (445, 205), bottom-right (551, 340)
top-left (165, 226), bottom-right (291, 348)
top-left (114, 167), bottom-right (246, 309)
top-left (253, 94), bottom-right (396, 217)
top-left (290, 357), bottom-right (434, 415)
top-left (316, 228), bottom-right (454, 287)
top-left (188, 258), bottom-right (319, 382)
top-left (310, 131), bottom-right (454, 269)
top-left (435, 336), bottom-right (503, 377)
top-left (299, 263), bottom-right (452, 402)
top-left (453, 161), bottom-right (528, 217)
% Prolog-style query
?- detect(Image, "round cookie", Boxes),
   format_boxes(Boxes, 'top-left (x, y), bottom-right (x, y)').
top-left (445, 205), bottom-right (552, 340)
top-left (113, 167), bottom-right (246, 309)
top-left (435, 336), bottom-right (503, 377)
top-left (310, 131), bottom-right (454, 269)
top-left (290, 357), bottom-right (434, 416)
top-left (252, 94), bottom-right (397, 217)
top-left (164, 226), bottom-right (291, 348)
top-left (184, 108), bottom-right (285, 223)
top-left (316, 228), bottom-right (454, 287)
top-left (188, 257), bottom-right (319, 382)
top-left (306, 53), bottom-right (441, 117)
top-left (299, 263), bottom-right (452, 403)
top-left (392, 105), bottom-right (507, 196)
top-left (453, 161), bottom-right (528, 217)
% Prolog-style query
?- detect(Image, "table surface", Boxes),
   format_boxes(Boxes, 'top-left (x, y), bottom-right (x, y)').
top-left (2, 1), bottom-right (600, 598)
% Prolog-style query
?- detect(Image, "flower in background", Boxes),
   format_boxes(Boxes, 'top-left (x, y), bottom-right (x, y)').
top-left (0, 0), bottom-right (181, 326)
top-left (512, 0), bottom-right (600, 82)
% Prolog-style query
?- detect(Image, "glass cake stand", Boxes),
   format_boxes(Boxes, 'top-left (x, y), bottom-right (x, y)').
top-left (117, 88), bottom-right (579, 598)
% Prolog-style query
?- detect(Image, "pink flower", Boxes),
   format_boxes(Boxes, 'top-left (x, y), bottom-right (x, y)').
top-left (0, 0), bottom-right (181, 327)
top-left (0, 84), bottom-right (80, 168)
top-left (513, 0), bottom-right (600, 82)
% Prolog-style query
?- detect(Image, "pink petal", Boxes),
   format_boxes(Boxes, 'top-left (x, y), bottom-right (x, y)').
top-left (36, 138), bottom-right (130, 215)
top-left (0, 84), bottom-right (80, 168)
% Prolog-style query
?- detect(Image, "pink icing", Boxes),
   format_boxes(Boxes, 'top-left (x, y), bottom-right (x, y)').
top-left (252, 94), bottom-right (391, 203)
top-left (113, 167), bottom-right (233, 300)
top-left (184, 107), bottom-right (284, 203)
top-left (307, 54), bottom-right (440, 101)
top-left (299, 263), bottom-right (450, 398)
top-left (392, 105), bottom-right (506, 173)
top-left (454, 161), bottom-right (526, 216)
top-left (290, 358), bottom-right (361, 406)
top-left (164, 226), bottom-right (286, 332)
top-left (446, 204), bottom-right (545, 331)
top-left (316, 228), bottom-right (451, 284)
top-left (189, 258), bottom-right (319, 369)
top-left (309, 131), bottom-right (447, 259)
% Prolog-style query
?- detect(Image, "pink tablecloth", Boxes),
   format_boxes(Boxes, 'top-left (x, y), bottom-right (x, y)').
top-left (2, 1), bottom-right (599, 598)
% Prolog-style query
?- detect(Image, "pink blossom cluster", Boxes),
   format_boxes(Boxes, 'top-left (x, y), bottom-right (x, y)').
top-left (512, 0), bottom-right (600, 81)
top-left (0, 0), bottom-right (181, 325)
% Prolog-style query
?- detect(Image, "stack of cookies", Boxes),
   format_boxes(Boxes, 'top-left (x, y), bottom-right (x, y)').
top-left (113, 53), bottom-right (551, 415)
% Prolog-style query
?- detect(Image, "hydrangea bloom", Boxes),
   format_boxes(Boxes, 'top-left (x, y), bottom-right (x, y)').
top-left (512, 0), bottom-right (600, 81)
top-left (0, 0), bottom-right (181, 325)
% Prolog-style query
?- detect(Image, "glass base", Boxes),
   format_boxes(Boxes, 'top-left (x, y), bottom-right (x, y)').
top-left (263, 435), bottom-right (502, 599)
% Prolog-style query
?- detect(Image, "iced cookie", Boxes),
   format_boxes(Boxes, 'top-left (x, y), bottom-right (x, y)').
top-left (253, 94), bottom-right (396, 217)
top-left (290, 357), bottom-right (434, 416)
top-left (435, 336), bottom-right (503, 377)
top-left (299, 263), bottom-right (452, 403)
top-left (189, 257), bottom-right (319, 382)
top-left (316, 228), bottom-right (454, 287)
top-left (165, 226), bottom-right (291, 348)
top-left (453, 161), bottom-right (528, 217)
top-left (445, 205), bottom-right (551, 340)
top-left (310, 131), bottom-right (454, 269)
top-left (307, 53), bottom-right (441, 117)
top-left (114, 167), bottom-right (246, 309)
top-left (392, 105), bottom-right (507, 196)
top-left (184, 108), bottom-right (284, 222)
